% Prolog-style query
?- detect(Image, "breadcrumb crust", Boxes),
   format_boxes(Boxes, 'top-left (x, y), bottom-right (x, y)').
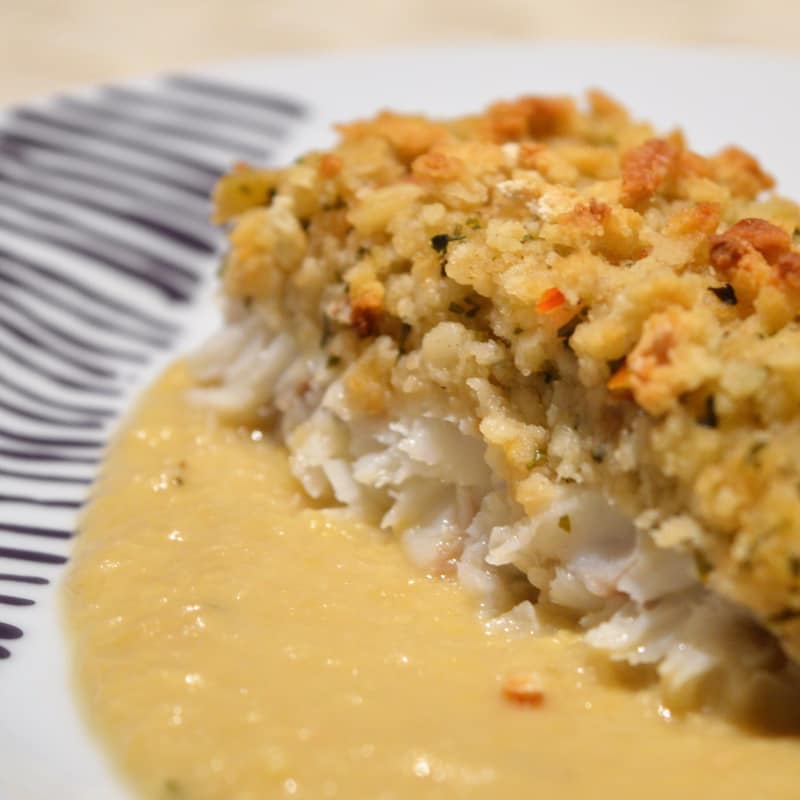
top-left (213, 91), bottom-right (800, 661)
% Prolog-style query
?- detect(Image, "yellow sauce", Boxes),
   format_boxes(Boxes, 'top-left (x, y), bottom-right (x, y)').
top-left (64, 364), bottom-right (800, 800)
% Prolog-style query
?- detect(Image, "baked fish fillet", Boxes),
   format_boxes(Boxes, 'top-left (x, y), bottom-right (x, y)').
top-left (192, 92), bottom-right (800, 718)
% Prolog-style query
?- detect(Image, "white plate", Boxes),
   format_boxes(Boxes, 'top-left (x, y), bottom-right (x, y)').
top-left (1, 43), bottom-right (798, 799)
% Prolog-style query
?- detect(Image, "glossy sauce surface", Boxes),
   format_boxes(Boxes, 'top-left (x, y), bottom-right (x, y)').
top-left (64, 364), bottom-right (800, 800)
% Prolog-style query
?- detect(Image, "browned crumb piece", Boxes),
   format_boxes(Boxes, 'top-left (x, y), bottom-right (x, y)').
top-left (502, 672), bottom-right (545, 707)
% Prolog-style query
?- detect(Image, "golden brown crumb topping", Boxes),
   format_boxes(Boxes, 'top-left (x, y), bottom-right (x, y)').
top-left (212, 91), bottom-right (800, 660)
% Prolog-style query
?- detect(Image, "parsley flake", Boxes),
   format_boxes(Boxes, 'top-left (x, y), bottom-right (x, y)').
top-left (692, 549), bottom-right (713, 579)
top-left (556, 309), bottom-right (587, 340)
top-left (320, 315), bottom-right (332, 347)
top-left (709, 283), bottom-right (738, 305)
top-left (398, 322), bottom-right (412, 354)
top-left (431, 233), bottom-right (465, 253)
top-left (698, 395), bottom-right (719, 429)
top-left (526, 449), bottom-right (546, 469)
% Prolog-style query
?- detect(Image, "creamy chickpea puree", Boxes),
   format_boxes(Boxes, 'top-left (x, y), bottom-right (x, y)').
top-left (64, 364), bottom-right (800, 800)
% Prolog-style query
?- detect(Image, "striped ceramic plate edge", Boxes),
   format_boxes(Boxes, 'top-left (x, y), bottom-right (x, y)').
top-left (0, 72), bottom-right (311, 660)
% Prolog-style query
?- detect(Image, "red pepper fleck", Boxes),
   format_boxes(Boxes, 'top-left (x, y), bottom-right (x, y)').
top-left (536, 287), bottom-right (566, 314)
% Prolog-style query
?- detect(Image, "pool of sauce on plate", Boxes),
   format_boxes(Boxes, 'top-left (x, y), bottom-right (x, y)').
top-left (64, 363), bottom-right (800, 800)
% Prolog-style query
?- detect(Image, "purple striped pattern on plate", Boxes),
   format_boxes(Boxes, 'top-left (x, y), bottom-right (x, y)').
top-left (0, 74), bottom-right (309, 660)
